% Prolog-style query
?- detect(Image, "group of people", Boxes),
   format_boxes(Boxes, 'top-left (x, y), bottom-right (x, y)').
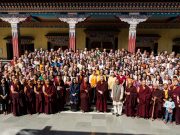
top-left (0, 48), bottom-right (179, 125)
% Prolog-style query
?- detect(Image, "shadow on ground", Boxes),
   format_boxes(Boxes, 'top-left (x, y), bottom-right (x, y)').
top-left (16, 126), bottom-right (151, 135)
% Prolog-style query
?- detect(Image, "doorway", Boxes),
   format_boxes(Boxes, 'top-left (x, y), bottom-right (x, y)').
top-left (85, 29), bottom-right (119, 51)
top-left (46, 33), bottom-right (69, 51)
top-left (5, 36), bottom-right (34, 60)
top-left (172, 38), bottom-right (180, 55)
top-left (136, 34), bottom-right (160, 54)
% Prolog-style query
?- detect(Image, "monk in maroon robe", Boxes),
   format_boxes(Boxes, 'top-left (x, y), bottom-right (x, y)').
top-left (171, 79), bottom-right (180, 125)
top-left (24, 80), bottom-right (35, 114)
top-left (80, 77), bottom-right (91, 112)
top-left (96, 76), bottom-right (108, 112)
top-left (149, 84), bottom-right (164, 120)
top-left (137, 80), bottom-right (151, 118)
top-left (34, 79), bottom-right (44, 113)
top-left (43, 79), bottom-right (56, 114)
top-left (125, 80), bottom-right (138, 117)
top-left (54, 76), bottom-right (65, 112)
top-left (10, 79), bottom-right (21, 116)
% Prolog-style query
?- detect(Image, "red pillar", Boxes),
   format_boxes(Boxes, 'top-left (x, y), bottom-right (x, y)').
top-left (119, 15), bottom-right (148, 53)
top-left (59, 16), bottom-right (86, 52)
top-left (0, 14), bottom-right (27, 59)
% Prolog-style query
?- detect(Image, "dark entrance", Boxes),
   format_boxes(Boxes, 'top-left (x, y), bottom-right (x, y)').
top-left (46, 33), bottom-right (69, 51)
top-left (5, 36), bottom-right (34, 60)
top-left (85, 29), bottom-right (119, 52)
top-left (136, 34), bottom-right (160, 55)
top-left (172, 38), bottom-right (180, 55)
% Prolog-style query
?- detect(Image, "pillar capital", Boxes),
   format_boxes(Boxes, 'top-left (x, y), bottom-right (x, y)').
top-left (119, 15), bottom-right (148, 25)
top-left (118, 14), bottom-right (148, 53)
top-left (59, 17), bottom-right (86, 26)
top-left (0, 14), bottom-right (28, 24)
top-left (58, 13), bottom-right (87, 52)
top-left (0, 14), bottom-right (28, 58)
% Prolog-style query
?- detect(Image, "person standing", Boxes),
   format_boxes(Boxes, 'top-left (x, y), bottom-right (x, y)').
top-left (163, 97), bottom-right (175, 124)
top-left (0, 78), bottom-right (9, 114)
top-left (54, 76), bottom-right (65, 112)
top-left (70, 77), bottom-right (80, 111)
top-left (89, 70), bottom-right (97, 104)
top-left (137, 80), bottom-right (152, 118)
top-left (96, 76), bottom-right (108, 112)
top-left (171, 79), bottom-right (180, 125)
top-left (80, 77), bottom-right (91, 112)
top-left (125, 79), bottom-right (138, 117)
top-left (43, 79), bottom-right (56, 114)
top-left (108, 72), bottom-right (116, 101)
top-left (34, 79), bottom-right (44, 113)
top-left (11, 79), bottom-right (21, 116)
top-left (24, 80), bottom-right (35, 114)
top-left (111, 78), bottom-right (124, 116)
top-left (149, 84), bottom-right (164, 120)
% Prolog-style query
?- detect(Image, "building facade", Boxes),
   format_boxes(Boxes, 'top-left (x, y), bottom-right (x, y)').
top-left (0, 0), bottom-right (180, 59)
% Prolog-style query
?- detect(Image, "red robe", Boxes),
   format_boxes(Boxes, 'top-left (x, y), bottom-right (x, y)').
top-left (125, 86), bottom-right (137, 117)
top-left (35, 85), bottom-right (44, 113)
top-left (137, 85), bottom-right (151, 118)
top-left (149, 89), bottom-right (164, 119)
top-left (11, 84), bottom-right (21, 116)
top-left (25, 85), bottom-right (35, 114)
top-left (171, 86), bottom-right (180, 125)
top-left (80, 82), bottom-right (91, 112)
top-left (96, 81), bottom-right (108, 112)
top-left (44, 85), bottom-right (56, 114)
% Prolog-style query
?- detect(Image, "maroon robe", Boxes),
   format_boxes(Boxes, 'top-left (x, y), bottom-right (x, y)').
top-left (125, 86), bottom-right (138, 117)
top-left (96, 81), bottom-right (108, 112)
top-left (54, 80), bottom-right (65, 111)
top-left (35, 85), bottom-right (44, 113)
top-left (80, 82), bottom-right (91, 112)
top-left (11, 84), bottom-right (21, 116)
top-left (44, 85), bottom-right (56, 114)
top-left (25, 85), bottom-right (35, 114)
top-left (137, 85), bottom-right (151, 118)
top-left (171, 86), bottom-right (180, 125)
top-left (149, 89), bottom-right (164, 119)
top-left (65, 82), bottom-right (71, 104)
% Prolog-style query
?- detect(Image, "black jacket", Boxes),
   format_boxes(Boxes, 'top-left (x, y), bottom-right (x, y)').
top-left (0, 83), bottom-right (9, 102)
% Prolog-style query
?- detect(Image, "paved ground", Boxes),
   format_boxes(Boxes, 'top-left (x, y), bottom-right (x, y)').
top-left (0, 111), bottom-right (180, 135)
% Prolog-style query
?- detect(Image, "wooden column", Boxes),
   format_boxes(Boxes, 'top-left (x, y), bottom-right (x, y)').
top-left (0, 14), bottom-right (28, 58)
top-left (119, 15), bottom-right (148, 53)
top-left (59, 16), bottom-right (86, 52)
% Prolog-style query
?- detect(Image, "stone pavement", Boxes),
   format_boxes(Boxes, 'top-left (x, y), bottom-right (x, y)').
top-left (0, 111), bottom-right (180, 135)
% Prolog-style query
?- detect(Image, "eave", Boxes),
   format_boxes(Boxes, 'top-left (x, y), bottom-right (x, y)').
top-left (0, 2), bottom-right (179, 13)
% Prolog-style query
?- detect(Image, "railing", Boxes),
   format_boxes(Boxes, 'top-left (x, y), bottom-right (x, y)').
top-left (0, 59), bottom-right (11, 72)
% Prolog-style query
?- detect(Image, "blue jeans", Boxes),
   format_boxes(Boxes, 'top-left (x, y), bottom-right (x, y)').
top-left (164, 110), bottom-right (173, 122)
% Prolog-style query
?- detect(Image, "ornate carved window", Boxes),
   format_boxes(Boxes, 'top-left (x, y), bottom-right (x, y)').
top-left (46, 33), bottom-right (69, 46)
